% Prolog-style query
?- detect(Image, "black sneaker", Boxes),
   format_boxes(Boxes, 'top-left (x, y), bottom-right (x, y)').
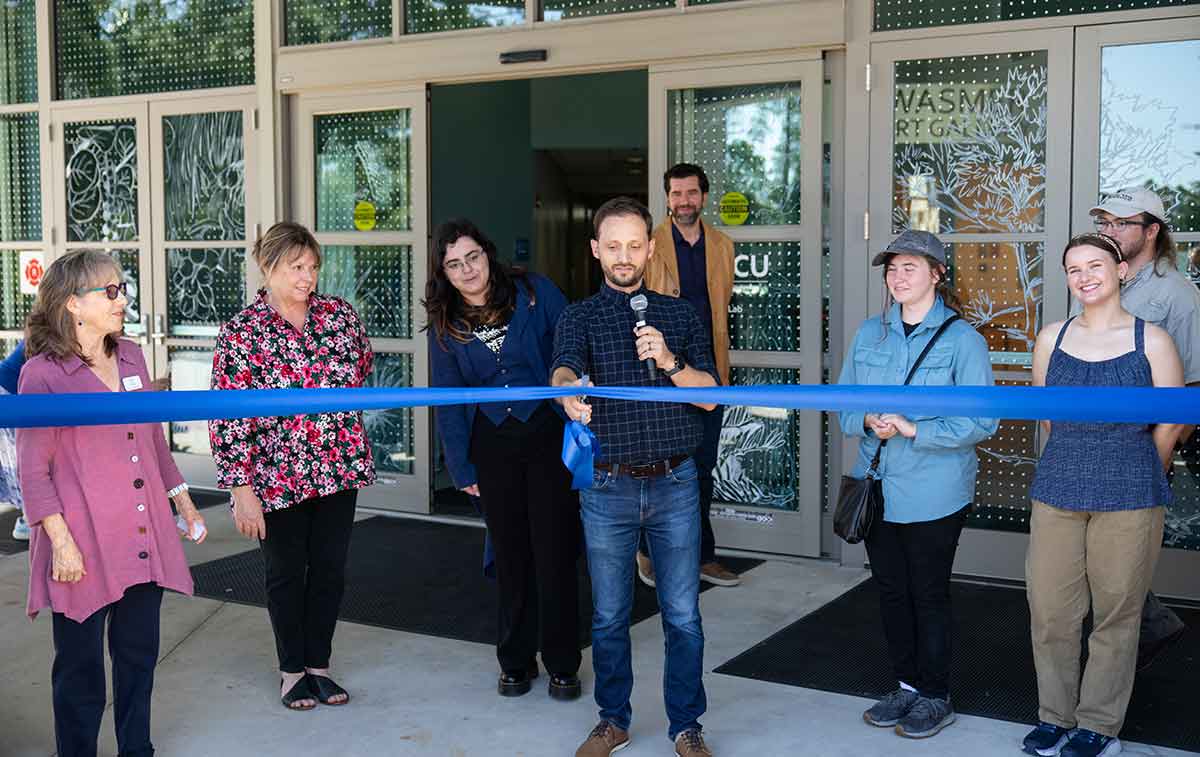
top-left (1061, 729), bottom-right (1121, 757)
top-left (1023, 722), bottom-right (1071, 756)
top-left (895, 696), bottom-right (956, 738)
top-left (862, 688), bottom-right (919, 727)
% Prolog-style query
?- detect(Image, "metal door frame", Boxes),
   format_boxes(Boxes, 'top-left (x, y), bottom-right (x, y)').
top-left (649, 54), bottom-right (826, 558)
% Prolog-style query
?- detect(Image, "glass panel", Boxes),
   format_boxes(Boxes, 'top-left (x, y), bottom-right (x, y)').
top-left (1099, 39), bottom-right (1200, 234)
top-left (543, 0), bottom-right (673, 21)
top-left (950, 242), bottom-right (1044, 361)
top-left (64, 119), bottom-right (139, 243)
top-left (285, 0), bottom-right (391, 45)
top-left (875, 0), bottom-right (1200, 31)
top-left (163, 112), bottom-right (245, 241)
top-left (0, 249), bottom-right (35, 330)
top-left (1178, 240), bottom-right (1200, 282)
top-left (167, 345), bottom-right (214, 455)
top-left (0, 113), bottom-right (40, 242)
top-left (967, 374), bottom-right (1038, 533)
top-left (1168, 445), bottom-right (1200, 550)
top-left (406, 0), bottom-right (524, 34)
top-left (315, 109), bottom-right (411, 232)
top-left (0, 1), bottom-right (38, 105)
top-left (892, 51), bottom-right (1048, 234)
top-left (54, 0), bottom-right (254, 99)
top-left (728, 241), bottom-right (801, 352)
top-left (715, 367), bottom-right (801, 512)
top-left (364, 352), bottom-right (415, 478)
top-left (109, 249), bottom-right (144, 336)
top-left (319, 245), bottom-right (412, 339)
top-left (669, 82), bottom-right (802, 226)
top-left (167, 248), bottom-right (246, 337)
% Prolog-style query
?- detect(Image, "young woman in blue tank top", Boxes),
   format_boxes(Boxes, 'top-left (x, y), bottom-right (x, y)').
top-left (1023, 233), bottom-right (1182, 757)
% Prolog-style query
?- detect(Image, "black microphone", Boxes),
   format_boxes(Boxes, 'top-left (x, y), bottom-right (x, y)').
top-left (629, 293), bottom-right (657, 381)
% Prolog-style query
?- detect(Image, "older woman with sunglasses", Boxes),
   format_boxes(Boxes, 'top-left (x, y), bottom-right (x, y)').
top-left (17, 250), bottom-right (206, 757)
top-left (1022, 233), bottom-right (1182, 757)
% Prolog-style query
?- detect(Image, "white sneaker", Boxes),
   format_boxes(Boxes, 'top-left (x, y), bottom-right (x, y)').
top-left (11, 515), bottom-right (29, 541)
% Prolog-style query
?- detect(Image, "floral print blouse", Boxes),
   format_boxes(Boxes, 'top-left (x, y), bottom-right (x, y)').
top-left (209, 290), bottom-right (376, 512)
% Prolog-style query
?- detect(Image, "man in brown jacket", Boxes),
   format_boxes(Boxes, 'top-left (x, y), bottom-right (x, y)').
top-left (638, 163), bottom-right (740, 587)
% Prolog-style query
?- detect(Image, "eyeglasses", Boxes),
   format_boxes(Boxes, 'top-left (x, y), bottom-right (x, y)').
top-left (1093, 218), bottom-right (1147, 233)
top-left (79, 282), bottom-right (128, 300)
top-left (444, 250), bottom-right (484, 275)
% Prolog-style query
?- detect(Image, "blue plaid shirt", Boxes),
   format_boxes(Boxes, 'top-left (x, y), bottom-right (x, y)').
top-left (552, 283), bottom-right (718, 465)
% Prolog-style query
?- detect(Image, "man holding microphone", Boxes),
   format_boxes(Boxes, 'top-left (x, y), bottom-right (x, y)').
top-left (553, 196), bottom-right (720, 757)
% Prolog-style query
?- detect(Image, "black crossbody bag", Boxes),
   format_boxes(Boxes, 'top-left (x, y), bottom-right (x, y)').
top-left (833, 315), bottom-right (960, 544)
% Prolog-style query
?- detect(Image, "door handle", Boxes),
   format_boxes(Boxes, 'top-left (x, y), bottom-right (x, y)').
top-left (151, 313), bottom-right (166, 344)
top-left (136, 314), bottom-right (150, 346)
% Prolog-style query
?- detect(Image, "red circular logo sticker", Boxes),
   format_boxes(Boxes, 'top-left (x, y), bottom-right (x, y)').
top-left (24, 257), bottom-right (43, 288)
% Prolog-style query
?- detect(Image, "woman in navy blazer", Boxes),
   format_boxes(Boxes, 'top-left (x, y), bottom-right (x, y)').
top-left (424, 218), bottom-right (581, 701)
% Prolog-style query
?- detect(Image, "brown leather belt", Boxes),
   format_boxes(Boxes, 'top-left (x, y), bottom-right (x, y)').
top-left (605, 454), bottom-right (689, 480)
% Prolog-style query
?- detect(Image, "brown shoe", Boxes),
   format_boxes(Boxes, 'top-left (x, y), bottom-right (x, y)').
top-left (674, 728), bottom-right (713, 756)
top-left (576, 720), bottom-right (630, 756)
top-left (635, 551), bottom-right (655, 588)
top-left (700, 561), bottom-right (740, 587)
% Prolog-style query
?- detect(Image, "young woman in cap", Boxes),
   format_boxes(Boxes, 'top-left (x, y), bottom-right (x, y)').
top-left (837, 229), bottom-right (997, 740)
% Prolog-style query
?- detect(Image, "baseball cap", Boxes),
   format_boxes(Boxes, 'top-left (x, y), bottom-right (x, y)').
top-left (872, 229), bottom-right (947, 267)
top-left (1090, 187), bottom-right (1168, 223)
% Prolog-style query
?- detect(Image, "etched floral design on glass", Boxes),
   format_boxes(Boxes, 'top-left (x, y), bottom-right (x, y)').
top-left (892, 52), bottom-right (1048, 235)
top-left (315, 109), bottom-right (411, 233)
top-left (713, 367), bottom-right (801, 512)
top-left (65, 119), bottom-right (139, 243)
top-left (163, 111), bottom-right (245, 241)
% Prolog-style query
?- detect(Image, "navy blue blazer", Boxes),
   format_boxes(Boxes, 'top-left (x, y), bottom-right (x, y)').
top-left (428, 273), bottom-right (568, 488)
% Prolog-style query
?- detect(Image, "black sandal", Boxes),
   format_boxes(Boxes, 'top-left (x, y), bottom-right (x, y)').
top-left (281, 676), bottom-right (317, 711)
top-left (307, 673), bottom-right (350, 705)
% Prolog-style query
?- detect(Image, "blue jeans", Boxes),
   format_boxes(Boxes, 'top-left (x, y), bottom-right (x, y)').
top-left (580, 456), bottom-right (706, 741)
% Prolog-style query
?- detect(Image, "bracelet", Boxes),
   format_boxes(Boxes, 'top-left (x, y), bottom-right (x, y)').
top-left (166, 482), bottom-right (189, 498)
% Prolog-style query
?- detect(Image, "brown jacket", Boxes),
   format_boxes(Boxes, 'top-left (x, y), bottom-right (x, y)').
top-left (645, 219), bottom-right (734, 385)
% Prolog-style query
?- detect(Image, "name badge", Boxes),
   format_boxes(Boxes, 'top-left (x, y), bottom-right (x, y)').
top-left (122, 375), bottom-right (144, 391)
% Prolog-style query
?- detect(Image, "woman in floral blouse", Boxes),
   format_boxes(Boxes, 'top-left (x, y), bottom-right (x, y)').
top-left (209, 221), bottom-right (375, 711)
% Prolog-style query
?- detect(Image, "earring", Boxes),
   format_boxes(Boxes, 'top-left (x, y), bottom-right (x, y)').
top-left (77, 320), bottom-right (83, 326)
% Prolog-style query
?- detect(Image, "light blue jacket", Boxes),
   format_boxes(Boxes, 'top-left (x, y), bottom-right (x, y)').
top-left (837, 297), bottom-right (998, 523)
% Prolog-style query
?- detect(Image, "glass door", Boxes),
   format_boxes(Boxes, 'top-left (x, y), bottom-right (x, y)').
top-left (50, 103), bottom-right (155, 362)
top-left (149, 96), bottom-right (258, 486)
top-left (650, 57), bottom-right (826, 558)
top-left (1073, 20), bottom-right (1200, 599)
top-left (294, 89), bottom-right (430, 513)
top-left (868, 29), bottom-right (1073, 579)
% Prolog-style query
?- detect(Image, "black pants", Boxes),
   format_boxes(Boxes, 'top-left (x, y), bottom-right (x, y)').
top-left (865, 506), bottom-right (968, 701)
top-left (52, 582), bottom-right (163, 757)
top-left (470, 403), bottom-right (581, 676)
top-left (641, 404), bottom-right (723, 565)
top-left (260, 489), bottom-right (358, 673)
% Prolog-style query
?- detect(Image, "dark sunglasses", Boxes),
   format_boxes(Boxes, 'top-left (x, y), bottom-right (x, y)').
top-left (79, 282), bottom-right (129, 300)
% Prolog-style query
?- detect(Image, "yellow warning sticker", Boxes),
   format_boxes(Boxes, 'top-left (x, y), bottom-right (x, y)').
top-left (353, 200), bottom-right (377, 231)
top-left (718, 192), bottom-right (749, 226)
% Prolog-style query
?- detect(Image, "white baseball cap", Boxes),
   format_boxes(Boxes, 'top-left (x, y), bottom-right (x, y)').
top-left (1090, 187), bottom-right (1168, 223)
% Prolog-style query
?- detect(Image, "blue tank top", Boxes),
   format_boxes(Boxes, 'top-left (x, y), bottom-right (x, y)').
top-left (1030, 317), bottom-right (1171, 511)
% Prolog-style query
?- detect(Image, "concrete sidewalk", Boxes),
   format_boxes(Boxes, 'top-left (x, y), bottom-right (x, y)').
top-left (0, 512), bottom-right (1192, 757)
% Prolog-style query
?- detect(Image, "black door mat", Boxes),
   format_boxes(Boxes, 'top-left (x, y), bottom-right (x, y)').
top-left (0, 508), bottom-right (28, 555)
top-left (191, 489), bottom-right (230, 510)
top-left (713, 578), bottom-right (1199, 753)
top-left (192, 515), bottom-right (761, 648)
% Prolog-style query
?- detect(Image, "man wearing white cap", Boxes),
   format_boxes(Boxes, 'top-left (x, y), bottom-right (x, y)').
top-left (1089, 186), bottom-right (1198, 669)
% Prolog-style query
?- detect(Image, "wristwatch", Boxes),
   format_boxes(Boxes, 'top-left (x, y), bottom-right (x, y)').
top-left (662, 356), bottom-right (686, 378)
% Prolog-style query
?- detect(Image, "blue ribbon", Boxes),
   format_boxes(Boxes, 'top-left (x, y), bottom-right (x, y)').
top-left (1, 384), bottom-right (1198, 430)
top-left (561, 421), bottom-right (601, 490)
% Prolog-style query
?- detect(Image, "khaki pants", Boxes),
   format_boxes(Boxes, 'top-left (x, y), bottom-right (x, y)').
top-left (1026, 500), bottom-right (1164, 737)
